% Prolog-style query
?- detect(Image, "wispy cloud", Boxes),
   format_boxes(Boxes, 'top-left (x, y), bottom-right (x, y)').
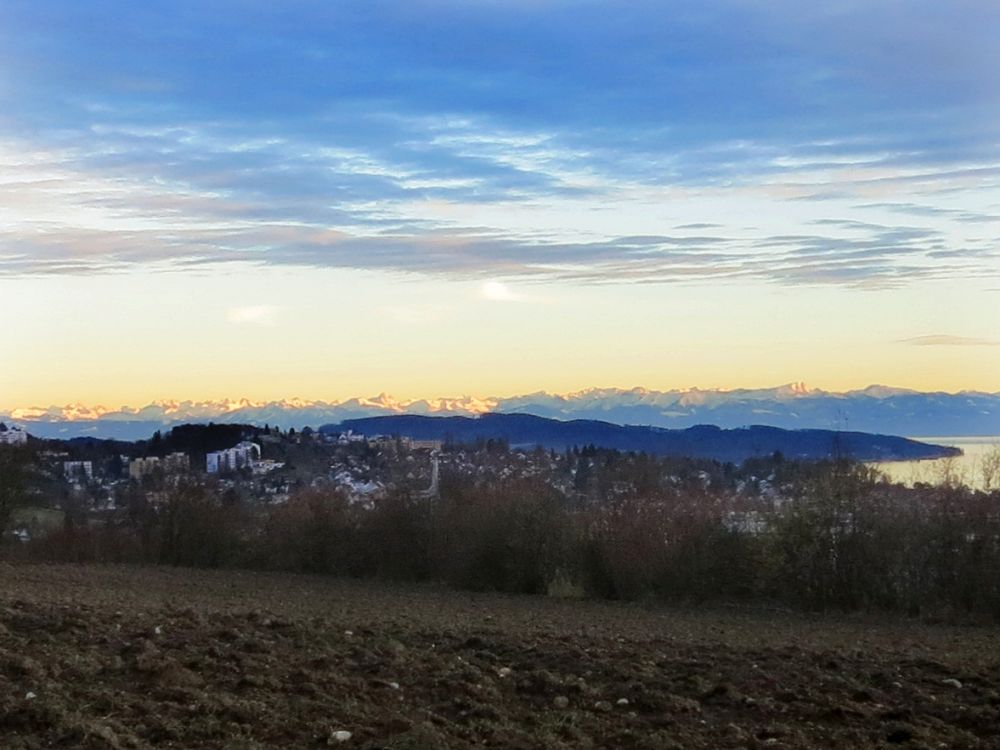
top-left (900, 335), bottom-right (1000, 347)
top-left (1, 1), bottom-right (999, 288)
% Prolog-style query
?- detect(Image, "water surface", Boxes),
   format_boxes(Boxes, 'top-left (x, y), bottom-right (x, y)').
top-left (872, 436), bottom-right (1000, 490)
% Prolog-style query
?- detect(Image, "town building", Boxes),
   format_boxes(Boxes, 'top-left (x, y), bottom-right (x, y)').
top-left (206, 441), bottom-right (261, 474)
top-left (336, 430), bottom-right (368, 446)
top-left (129, 452), bottom-right (190, 479)
top-left (0, 423), bottom-right (28, 445)
top-left (252, 458), bottom-right (285, 475)
top-left (129, 456), bottom-right (159, 479)
top-left (63, 461), bottom-right (93, 481)
top-left (410, 439), bottom-right (444, 452)
top-left (163, 452), bottom-right (190, 473)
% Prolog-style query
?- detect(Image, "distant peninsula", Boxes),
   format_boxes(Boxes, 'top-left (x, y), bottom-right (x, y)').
top-left (321, 413), bottom-right (960, 463)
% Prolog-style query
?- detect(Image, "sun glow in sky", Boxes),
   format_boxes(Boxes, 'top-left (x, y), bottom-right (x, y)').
top-left (2, 1), bottom-right (999, 408)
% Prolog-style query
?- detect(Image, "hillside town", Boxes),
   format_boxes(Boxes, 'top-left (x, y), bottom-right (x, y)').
top-left (1, 421), bottom-right (804, 545)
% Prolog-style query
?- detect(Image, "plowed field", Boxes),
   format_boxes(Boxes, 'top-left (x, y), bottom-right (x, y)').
top-left (1, 564), bottom-right (998, 749)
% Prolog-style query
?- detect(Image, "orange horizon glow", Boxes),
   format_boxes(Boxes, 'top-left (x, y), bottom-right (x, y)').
top-left (4, 375), bottom-right (999, 415)
top-left (3, 266), bottom-right (998, 412)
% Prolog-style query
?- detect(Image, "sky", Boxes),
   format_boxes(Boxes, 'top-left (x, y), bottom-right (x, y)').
top-left (2, 0), bottom-right (999, 408)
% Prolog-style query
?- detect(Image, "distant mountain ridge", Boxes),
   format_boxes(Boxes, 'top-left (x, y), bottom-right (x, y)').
top-left (320, 413), bottom-right (958, 463)
top-left (3, 384), bottom-right (998, 440)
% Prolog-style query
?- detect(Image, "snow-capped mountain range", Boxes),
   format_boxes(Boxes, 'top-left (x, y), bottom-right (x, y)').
top-left (3, 384), bottom-right (998, 441)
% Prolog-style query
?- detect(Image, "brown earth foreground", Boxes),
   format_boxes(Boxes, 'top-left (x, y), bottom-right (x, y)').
top-left (1, 564), bottom-right (998, 750)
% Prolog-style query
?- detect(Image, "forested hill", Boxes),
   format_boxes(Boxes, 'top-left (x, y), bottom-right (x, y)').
top-left (322, 413), bottom-right (959, 463)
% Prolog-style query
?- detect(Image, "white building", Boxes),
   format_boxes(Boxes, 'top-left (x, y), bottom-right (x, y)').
top-left (336, 430), bottom-right (368, 446)
top-left (63, 461), bottom-right (93, 481)
top-left (252, 458), bottom-right (285, 475)
top-left (206, 441), bottom-right (261, 474)
top-left (0, 423), bottom-right (28, 445)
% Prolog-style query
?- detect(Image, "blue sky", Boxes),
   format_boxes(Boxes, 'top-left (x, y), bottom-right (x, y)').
top-left (1, 1), bottom-right (998, 405)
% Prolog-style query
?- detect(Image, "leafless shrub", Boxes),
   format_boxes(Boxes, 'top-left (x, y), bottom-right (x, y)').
top-left (19, 458), bottom-right (1000, 620)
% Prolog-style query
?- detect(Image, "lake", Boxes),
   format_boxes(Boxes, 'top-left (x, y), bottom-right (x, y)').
top-left (871, 436), bottom-right (1000, 490)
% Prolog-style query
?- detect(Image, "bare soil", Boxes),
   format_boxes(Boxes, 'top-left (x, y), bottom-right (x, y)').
top-left (1, 563), bottom-right (998, 749)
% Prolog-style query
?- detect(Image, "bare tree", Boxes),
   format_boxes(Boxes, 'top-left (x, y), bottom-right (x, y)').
top-left (980, 444), bottom-right (1000, 492)
top-left (0, 446), bottom-right (30, 541)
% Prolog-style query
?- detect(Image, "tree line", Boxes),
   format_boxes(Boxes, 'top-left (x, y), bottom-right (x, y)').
top-left (7, 455), bottom-right (1000, 621)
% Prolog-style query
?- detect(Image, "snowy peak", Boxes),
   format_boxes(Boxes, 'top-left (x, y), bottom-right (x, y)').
top-left (10, 403), bottom-right (109, 421)
top-left (775, 381), bottom-right (812, 398)
top-left (851, 385), bottom-right (921, 399)
top-left (3, 385), bottom-right (998, 439)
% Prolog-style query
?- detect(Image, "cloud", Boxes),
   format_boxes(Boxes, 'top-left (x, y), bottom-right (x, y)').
top-left (856, 202), bottom-right (1000, 225)
top-left (480, 280), bottom-right (520, 301)
top-left (227, 305), bottom-right (278, 325)
top-left (0, 191), bottom-right (994, 288)
top-left (900, 335), bottom-right (1000, 347)
top-left (1, 2), bottom-right (999, 289)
